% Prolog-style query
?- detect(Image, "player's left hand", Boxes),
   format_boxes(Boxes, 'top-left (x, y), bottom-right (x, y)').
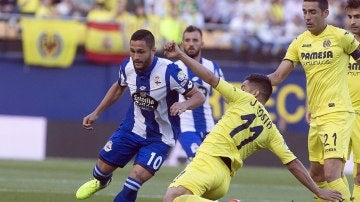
top-left (169, 102), bottom-right (187, 116)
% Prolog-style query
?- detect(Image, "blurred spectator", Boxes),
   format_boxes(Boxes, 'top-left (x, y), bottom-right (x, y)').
top-left (35, 0), bottom-right (59, 18)
top-left (1, 0), bottom-right (18, 13)
top-left (229, 13), bottom-right (260, 54)
top-left (55, 0), bottom-right (75, 18)
top-left (268, 0), bottom-right (285, 25)
top-left (132, 3), bottom-right (162, 48)
top-left (114, 0), bottom-right (136, 43)
top-left (86, 0), bottom-right (113, 22)
top-left (283, 0), bottom-right (302, 24)
top-left (198, 0), bottom-right (220, 24)
top-left (17, 0), bottom-right (40, 15)
top-left (159, 5), bottom-right (186, 46)
top-left (72, 0), bottom-right (94, 17)
top-left (179, 0), bottom-right (204, 28)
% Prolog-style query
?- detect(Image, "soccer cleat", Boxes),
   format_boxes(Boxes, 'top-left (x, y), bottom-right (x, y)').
top-left (228, 199), bottom-right (241, 202)
top-left (75, 179), bottom-right (110, 200)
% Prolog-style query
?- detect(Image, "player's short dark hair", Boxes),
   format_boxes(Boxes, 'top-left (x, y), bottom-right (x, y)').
top-left (183, 25), bottom-right (202, 37)
top-left (346, 0), bottom-right (360, 10)
top-left (245, 74), bottom-right (273, 102)
top-left (130, 29), bottom-right (155, 49)
top-left (304, 0), bottom-right (328, 11)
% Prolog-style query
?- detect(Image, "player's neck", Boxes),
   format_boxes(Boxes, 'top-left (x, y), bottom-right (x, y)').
top-left (355, 34), bottom-right (360, 42)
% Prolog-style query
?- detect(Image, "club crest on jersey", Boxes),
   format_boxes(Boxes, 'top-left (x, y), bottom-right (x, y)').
top-left (104, 141), bottom-right (112, 152)
top-left (323, 39), bottom-right (331, 48)
top-left (154, 75), bottom-right (161, 85)
top-left (132, 92), bottom-right (159, 111)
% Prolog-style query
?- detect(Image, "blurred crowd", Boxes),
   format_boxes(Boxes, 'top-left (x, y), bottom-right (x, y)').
top-left (0, 0), bottom-right (350, 54)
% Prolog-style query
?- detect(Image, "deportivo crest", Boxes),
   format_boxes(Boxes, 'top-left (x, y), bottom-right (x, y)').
top-left (154, 75), bottom-right (161, 85)
top-left (104, 141), bottom-right (113, 152)
top-left (323, 39), bottom-right (331, 48)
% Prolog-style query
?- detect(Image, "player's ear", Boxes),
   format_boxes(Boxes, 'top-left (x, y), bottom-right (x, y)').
top-left (252, 89), bottom-right (260, 98)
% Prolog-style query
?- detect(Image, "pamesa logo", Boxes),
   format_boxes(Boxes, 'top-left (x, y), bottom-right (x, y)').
top-left (37, 32), bottom-right (63, 58)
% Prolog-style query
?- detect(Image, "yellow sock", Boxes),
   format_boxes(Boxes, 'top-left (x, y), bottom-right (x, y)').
top-left (328, 178), bottom-right (351, 202)
top-left (314, 181), bottom-right (329, 202)
top-left (174, 195), bottom-right (214, 202)
top-left (352, 184), bottom-right (360, 202)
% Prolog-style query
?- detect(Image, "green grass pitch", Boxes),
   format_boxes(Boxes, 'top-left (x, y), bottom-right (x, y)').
top-left (0, 158), bottom-right (353, 202)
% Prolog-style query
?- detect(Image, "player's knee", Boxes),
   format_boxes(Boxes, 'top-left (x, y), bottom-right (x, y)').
top-left (163, 187), bottom-right (190, 202)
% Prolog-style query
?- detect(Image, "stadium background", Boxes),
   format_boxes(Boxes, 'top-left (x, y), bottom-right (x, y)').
top-left (0, 0), bottom-right (352, 170)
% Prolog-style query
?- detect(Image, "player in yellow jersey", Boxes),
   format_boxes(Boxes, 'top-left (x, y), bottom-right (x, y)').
top-left (345, 1), bottom-right (360, 201)
top-left (161, 41), bottom-right (344, 202)
top-left (268, 0), bottom-right (360, 201)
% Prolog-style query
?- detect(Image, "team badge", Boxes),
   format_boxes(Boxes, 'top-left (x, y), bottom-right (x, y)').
top-left (154, 75), bottom-right (161, 85)
top-left (104, 141), bottom-right (113, 152)
top-left (323, 39), bottom-right (331, 48)
top-left (38, 32), bottom-right (62, 58)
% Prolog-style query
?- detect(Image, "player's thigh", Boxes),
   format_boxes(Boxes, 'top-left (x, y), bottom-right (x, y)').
top-left (319, 112), bottom-right (355, 160)
top-left (169, 152), bottom-right (231, 200)
top-left (135, 140), bottom-right (171, 174)
top-left (308, 120), bottom-right (324, 163)
top-left (351, 113), bottom-right (360, 163)
top-left (99, 129), bottom-right (140, 167)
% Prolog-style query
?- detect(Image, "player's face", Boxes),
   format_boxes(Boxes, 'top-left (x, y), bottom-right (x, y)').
top-left (182, 31), bottom-right (203, 58)
top-left (241, 80), bottom-right (252, 93)
top-left (130, 40), bottom-right (155, 72)
top-left (302, 1), bottom-right (328, 35)
top-left (347, 8), bottom-right (360, 36)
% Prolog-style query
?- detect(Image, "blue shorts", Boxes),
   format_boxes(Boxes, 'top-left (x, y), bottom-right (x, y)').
top-left (178, 131), bottom-right (206, 158)
top-left (99, 128), bottom-right (171, 174)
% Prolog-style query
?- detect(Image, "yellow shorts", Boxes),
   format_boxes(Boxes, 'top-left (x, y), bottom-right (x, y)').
top-left (168, 152), bottom-right (231, 200)
top-left (308, 112), bottom-right (355, 164)
top-left (349, 112), bottom-right (360, 164)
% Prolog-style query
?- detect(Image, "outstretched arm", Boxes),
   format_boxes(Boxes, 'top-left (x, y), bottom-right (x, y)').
top-left (267, 60), bottom-right (294, 86)
top-left (83, 81), bottom-right (126, 130)
top-left (286, 158), bottom-right (343, 201)
top-left (164, 41), bottom-right (220, 88)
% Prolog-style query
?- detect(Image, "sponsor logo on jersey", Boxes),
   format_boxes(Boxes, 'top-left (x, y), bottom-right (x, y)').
top-left (132, 92), bottom-right (159, 111)
top-left (302, 44), bottom-right (311, 47)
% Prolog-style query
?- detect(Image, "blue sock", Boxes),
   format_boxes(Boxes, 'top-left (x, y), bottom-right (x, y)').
top-left (114, 177), bottom-right (142, 202)
top-left (93, 164), bottom-right (112, 187)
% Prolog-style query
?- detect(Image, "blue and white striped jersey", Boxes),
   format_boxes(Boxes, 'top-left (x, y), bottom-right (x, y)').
top-left (175, 58), bottom-right (224, 134)
top-left (117, 56), bottom-right (194, 146)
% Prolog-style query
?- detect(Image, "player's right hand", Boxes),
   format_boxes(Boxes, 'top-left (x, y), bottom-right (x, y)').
top-left (82, 113), bottom-right (98, 130)
top-left (316, 188), bottom-right (343, 202)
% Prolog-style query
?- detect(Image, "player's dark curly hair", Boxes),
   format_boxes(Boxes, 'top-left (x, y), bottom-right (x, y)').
top-left (346, 0), bottom-right (360, 9)
top-left (130, 29), bottom-right (155, 49)
top-left (304, 0), bottom-right (328, 11)
top-left (245, 74), bottom-right (273, 103)
top-left (183, 25), bottom-right (202, 37)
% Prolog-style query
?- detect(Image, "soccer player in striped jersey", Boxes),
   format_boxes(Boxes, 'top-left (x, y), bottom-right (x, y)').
top-left (162, 41), bottom-right (343, 202)
top-left (75, 29), bottom-right (205, 202)
top-left (176, 25), bottom-right (224, 160)
top-left (345, 0), bottom-right (360, 201)
top-left (268, 0), bottom-right (360, 201)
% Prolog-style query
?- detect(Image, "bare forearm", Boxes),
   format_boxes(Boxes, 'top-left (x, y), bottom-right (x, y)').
top-left (178, 52), bottom-right (219, 88)
top-left (287, 159), bottom-right (320, 196)
top-left (93, 82), bottom-right (124, 115)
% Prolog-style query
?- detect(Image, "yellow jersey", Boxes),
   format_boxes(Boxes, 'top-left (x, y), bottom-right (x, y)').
top-left (197, 79), bottom-right (296, 176)
top-left (349, 57), bottom-right (360, 113)
top-left (285, 25), bottom-right (358, 117)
